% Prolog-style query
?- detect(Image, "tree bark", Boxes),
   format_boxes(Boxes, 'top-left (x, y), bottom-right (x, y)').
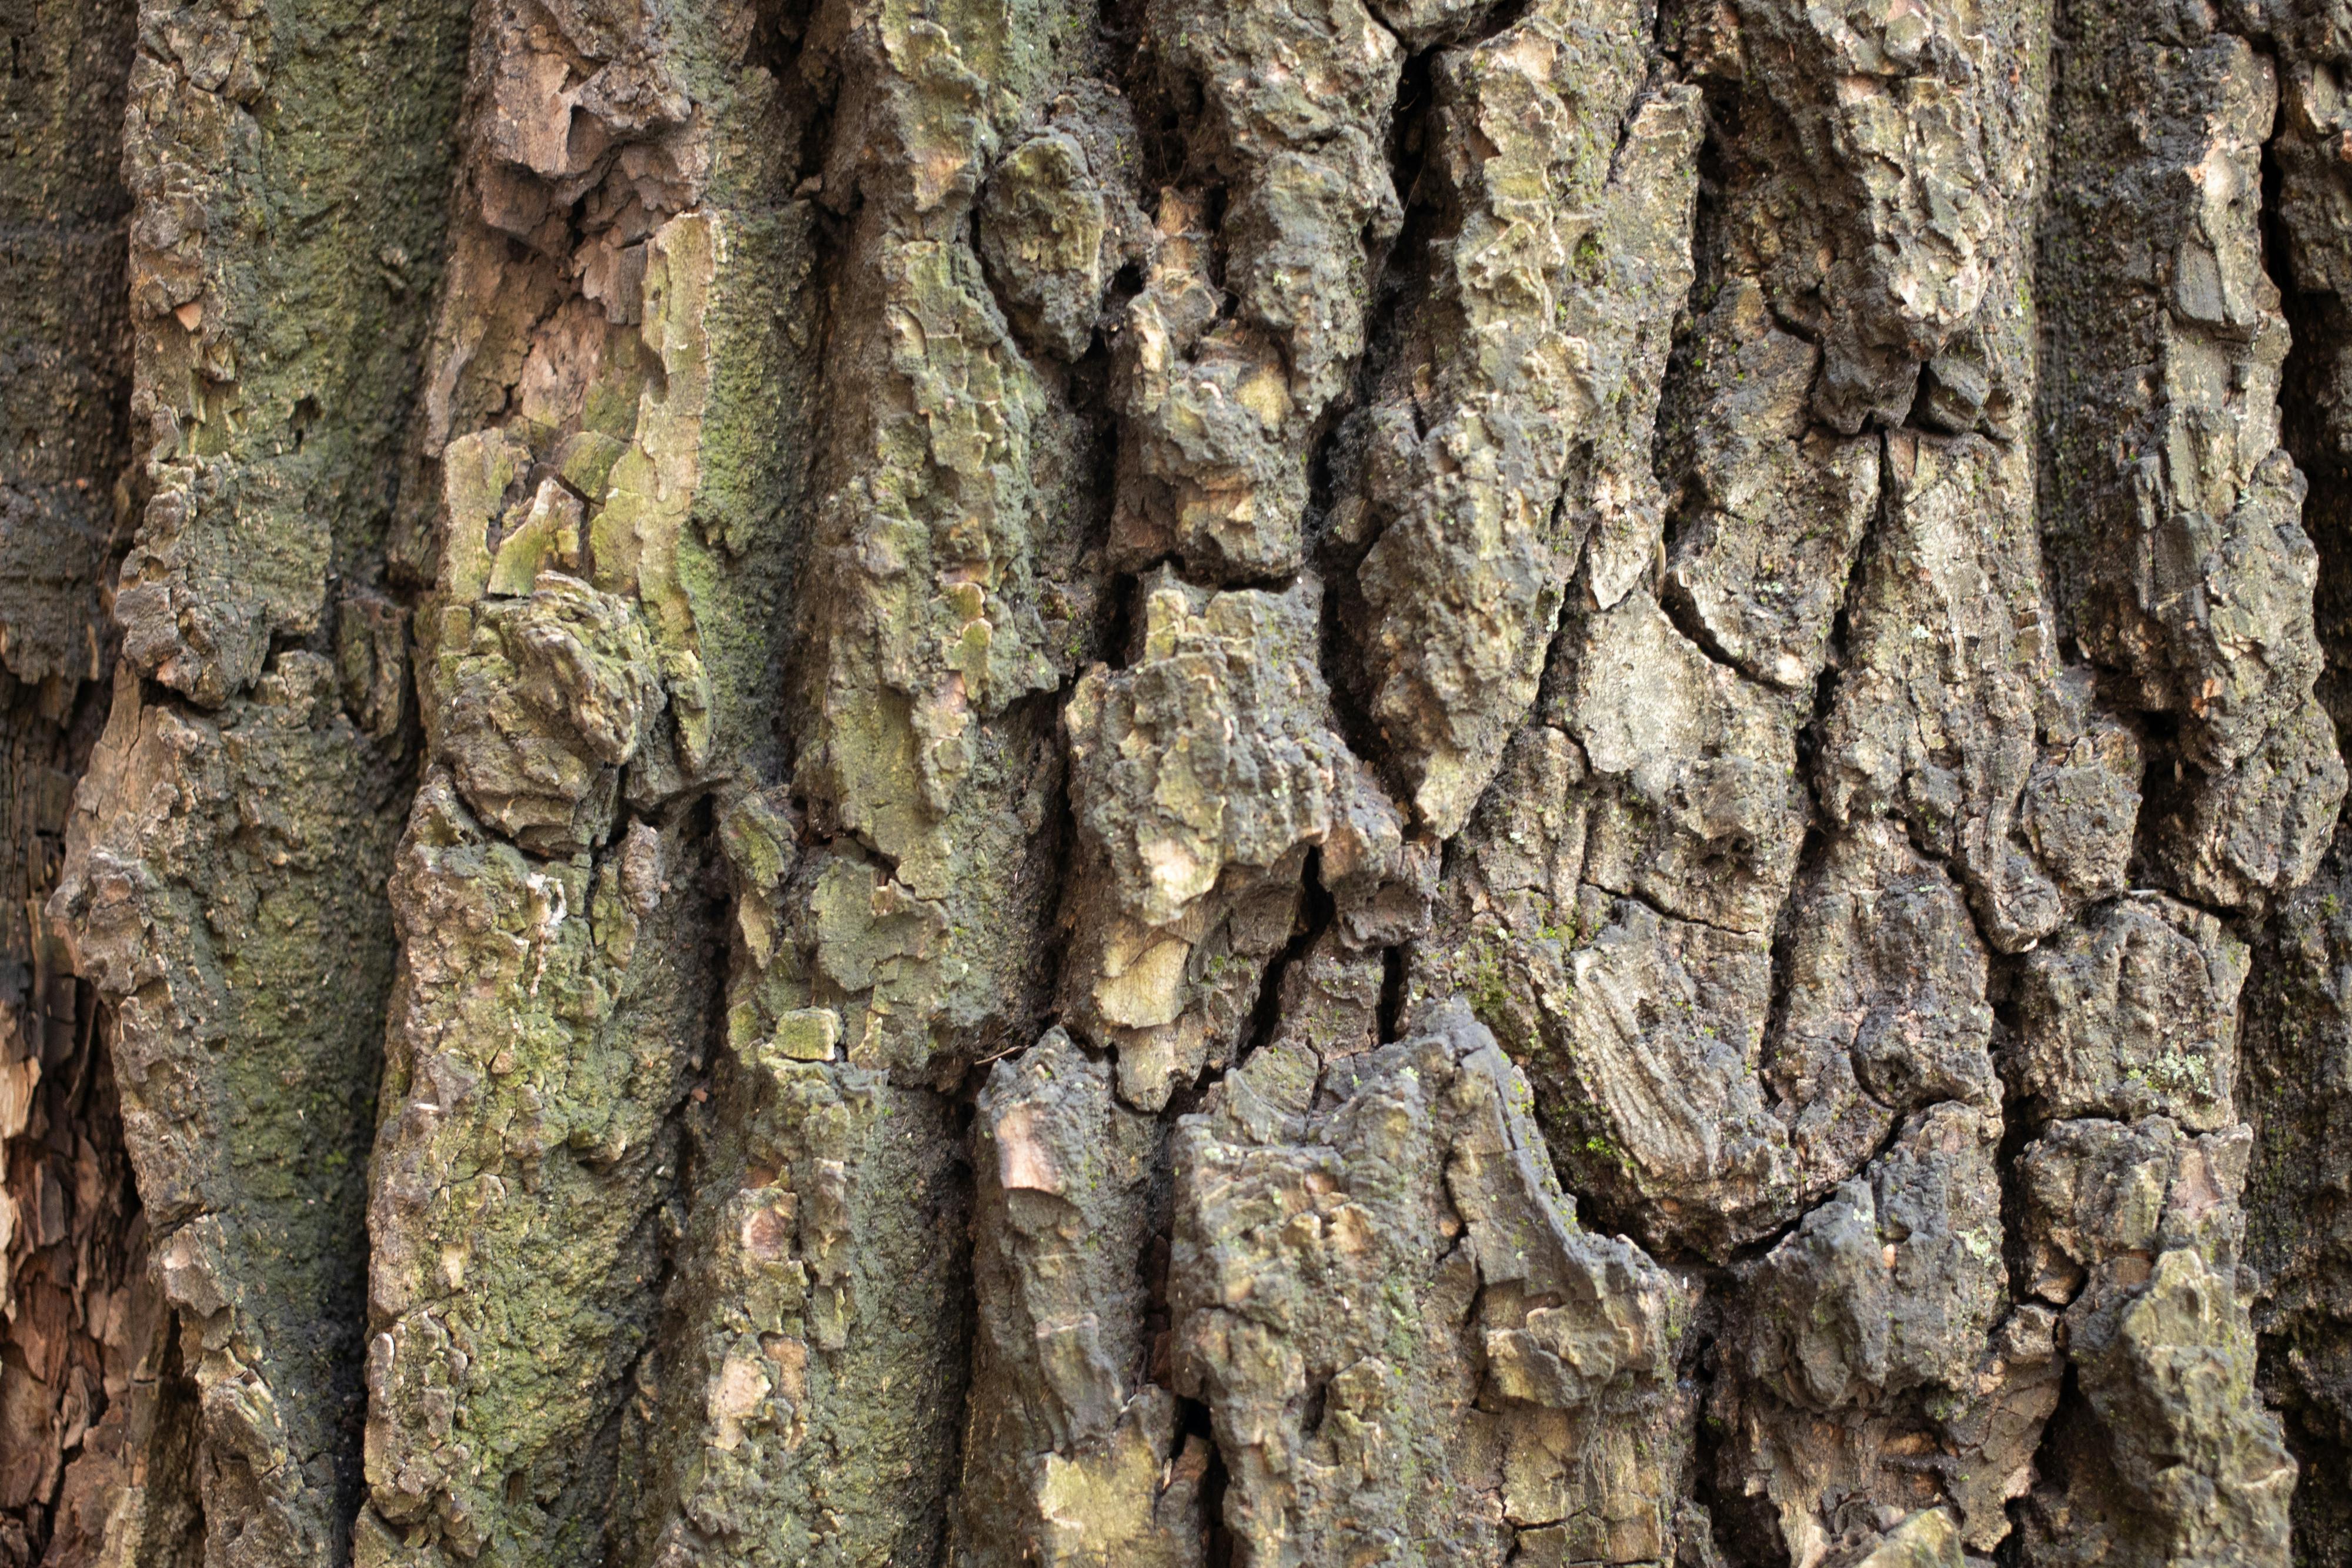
top-left (7, 0), bottom-right (2352, 1564)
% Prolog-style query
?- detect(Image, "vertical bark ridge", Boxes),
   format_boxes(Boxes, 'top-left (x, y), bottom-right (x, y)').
top-left (2011, 2), bottom-right (2318, 1563)
top-left (353, 1), bottom-right (824, 1560)
top-left (41, 0), bottom-right (473, 1561)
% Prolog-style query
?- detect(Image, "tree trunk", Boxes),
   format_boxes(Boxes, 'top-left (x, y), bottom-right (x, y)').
top-left (6, 0), bottom-right (2352, 1563)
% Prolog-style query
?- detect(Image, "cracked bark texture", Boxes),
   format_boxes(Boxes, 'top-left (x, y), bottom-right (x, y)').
top-left (11, 0), bottom-right (2352, 1564)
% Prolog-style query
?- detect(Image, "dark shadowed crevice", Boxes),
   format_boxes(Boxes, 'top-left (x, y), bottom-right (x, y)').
top-left (2246, 115), bottom-right (2352, 1568)
top-left (1111, 11), bottom-right (1202, 208)
top-left (753, 0), bottom-right (840, 198)
top-left (980, 684), bottom-right (1088, 1083)
top-left (1986, 943), bottom-right (2041, 1278)
top-left (2263, 111), bottom-right (2352, 753)
top-left (2238, 825), bottom-right (2352, 1568)
top-left (1313, 34), bottom-right (1444, 803)
top-left (1238, 849), bottom-right (1333, 1066)
top-left (1756, 823), bottom-right (1832, 1129)
top-left (131, 1315), bottom-right (209, 1566)
top-left (956, 323), bottom-right (1129, 1082)
top-left (0, 0), bottom-right (142, 1554)
top-left (2006, 1359), bottom-right (2090, 1559)
top-left (2241, 882), bottom-right (2352, 1568)
top-left (1182, 1393), bottom-right (1235, 1568)
top-left (1684, 1302), bottom-right (1782, 1567)
top-left (1654, 568), bottom-right (1750, 678)
top-left (1986, 940), bottom-right (2069, 1568)
top-left (2123, 708), bottom-right (2188, 893)
top-left (629, 800), bottom-right (744, 1410)
top-left (1377, 943), bottom-right (1408, 1044)
top-left (915, 1126), bottom-right (981, 1567)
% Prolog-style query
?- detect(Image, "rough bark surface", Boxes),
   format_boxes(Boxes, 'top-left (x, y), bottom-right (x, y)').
top-left (9, 0), bottom-right (2352, 1565)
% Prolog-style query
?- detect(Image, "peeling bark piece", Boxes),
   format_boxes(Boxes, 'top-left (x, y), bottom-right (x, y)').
top-left (427, 571), bottom-right (664, 855)
top-left (1658, 278), bottom-right (1878, 691)
top-left (1713, 0), bottom-right (2033, 432)
top-left (1435, 884), bottom-right (1791, 1262)
top-left (1171, 1003), bottom-right (1690, 1566)
top-left (1148, 0), bottom-right (1399, 421)
top-left (2144, 696), bottom-right (2347, 912)
top-left (978, 133), bottom-right (1110, 363)
top-left (1772, 821), bottom-right (1997, 1198)
top-left (2051, 21), bottom-right (2308, 763)
top-left (28, 1231), bottom-right (189, 1568)
top-left (2019, 1117), bottom-right (2251, 1317)
top-left (620, 1028), bottom-right (971, 1568)
top-left (1718, 1105), bottom-right (2026, 1563)
top-left (1940, 1306), bottom-right (2070, 1557)
top-left (51, 657), bottom-right (408, 1567)
top-left (1820, 432), bottom-right (2122, 952)
top-left (1414, 756), bottom-right (1983, 1256)
top-left (2015, 1116), bottom-right (2294, 1567)
top-left (948, 1031), bottom-right (1204, 1568)
top-left (1364, 0), bottom-right (1514, 49)
top-left (475, 0), bottom-right (691, 227)
top-left (1560, 589), bottom-right (1806, 938)
top-left (0, 485), bottom-right (110, 703)
top-left (1070, 576), bottom-right (1379, 930)
top-left (337, 594), bottom-right (415, 743)
top-left (2042, 0), bottom-right (2346, 915)
top-left (2019, 668), bottom-right (2145, 908)
top-left (2006, 895), bottom-right (2247, 1132)
top-left (423, 567), bottom-right (663, 852)
top-left (1350, 0), bottom-right (1700, 834)
top-left (1062, 572), bottom-right (1406, 1109)
top-left (1112, 186), bottom-right (1302, 579)
top-left (592, 209), bottom-right (806, 783)
top-left (1112, 0), bottom-right (1400, 579)
top-left (2049, 1249), bottom-right (2297, 1566)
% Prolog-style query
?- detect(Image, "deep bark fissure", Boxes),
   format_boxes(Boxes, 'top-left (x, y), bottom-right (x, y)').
top-left (0, 0), bottom-right (142, 1557)
top-left (2241, 76), bottom-right (2352, 1568)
